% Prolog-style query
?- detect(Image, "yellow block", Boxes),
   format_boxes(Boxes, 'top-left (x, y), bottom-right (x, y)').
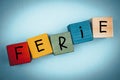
top-left (27, 33), bottom-right (53, 59)
top-left (92, 17), bottom-right (113, 38)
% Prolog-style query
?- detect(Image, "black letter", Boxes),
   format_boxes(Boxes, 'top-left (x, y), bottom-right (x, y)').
top-left (79, 26), bottom-right (83, 38)
top-left (59, 36), bottom-right (67, 50)
top-left (15, 46), bottom-right (23, 60)
top-left (100, 21), bottom-right (107, 33)
top-left (35, 39), bottom-right (45, 52)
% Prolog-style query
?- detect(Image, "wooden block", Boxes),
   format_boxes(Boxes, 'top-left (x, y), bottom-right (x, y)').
top-left (50, 32), bottom-right (74, 55)
top-left (68, 20), bottom-right (93, 44)
top-left (92, 17), bottom-right (113, 38)
top-left (6, 42), bottom-right (31, 66)
top-left (27, 33), bottom-right (52, 59)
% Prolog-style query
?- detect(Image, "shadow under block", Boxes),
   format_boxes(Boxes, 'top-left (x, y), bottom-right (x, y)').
top-left (68, 20), bottom-right (93, 44)
top-left (92, 17), bottom-right (113, 38)
top-left (6, 42), bottom-right (31, 66)
top-left (27, 33), bottom-right (53, 59)
top-left (50, 32), bottom-right (74, 55)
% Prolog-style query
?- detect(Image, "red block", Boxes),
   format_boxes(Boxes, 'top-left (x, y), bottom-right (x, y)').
top-left (6, 42), bottom-right (31, 66)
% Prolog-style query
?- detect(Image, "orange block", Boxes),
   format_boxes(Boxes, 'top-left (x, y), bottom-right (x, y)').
top-left (92, 17), bottom-right (113, 38)
top-left (27, 33), bottom-right (53, 59)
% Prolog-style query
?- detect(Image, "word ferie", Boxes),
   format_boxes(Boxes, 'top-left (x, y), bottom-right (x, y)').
top-left (6, 17), bottom-right (113, 66)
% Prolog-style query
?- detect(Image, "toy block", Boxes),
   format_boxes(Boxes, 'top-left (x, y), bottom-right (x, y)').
top-left (50, 32), bottom-right (74, 55)
top-left (92, 17), bottom-right (113, 38)
top-left (67, 20), bottom-right (93, 44)
top-left (6, 42), bottom-right (31, 66)
top-left (27, 33), bottom-right (52, 59)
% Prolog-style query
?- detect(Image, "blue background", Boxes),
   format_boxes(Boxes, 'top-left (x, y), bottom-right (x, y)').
top-left (0, 0), bottom-right (120, 80)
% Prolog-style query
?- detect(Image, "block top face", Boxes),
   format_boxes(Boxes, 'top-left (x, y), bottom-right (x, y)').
top-left (50, 32), bottom-right (74, 55)
top-left (68, 20), bottom-right (93, 36)
top-left (68, 20), bottom-right (93, 44)
top-left (68, 20), bottom-right (91, 28)
top-left (92, 17), bottom-right (113, 38)
top-left (28, 33), bottom-right (48, 40)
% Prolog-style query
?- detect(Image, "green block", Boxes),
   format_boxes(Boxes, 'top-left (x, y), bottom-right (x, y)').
top-left (50, 32), bottom-right (74, 55)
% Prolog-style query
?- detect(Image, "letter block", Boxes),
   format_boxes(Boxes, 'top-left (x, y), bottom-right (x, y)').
top-left (6, 42), bottom-right (31, 66)
top-left (50, 32), bottom-right (74, 55)
top-left (68, 20), bottom-right (93, 44)
top-left (92, 17), bottom-right (113, 38)
top-left (27, 33), bottom-right (52, 59)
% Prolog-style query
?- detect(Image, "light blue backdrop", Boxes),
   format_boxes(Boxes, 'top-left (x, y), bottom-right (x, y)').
top-left (0, 0), bottom-right (120, 80)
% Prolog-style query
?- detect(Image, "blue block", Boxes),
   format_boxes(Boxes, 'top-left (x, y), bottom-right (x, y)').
top-left (67, 20), bottom-right (93, 44)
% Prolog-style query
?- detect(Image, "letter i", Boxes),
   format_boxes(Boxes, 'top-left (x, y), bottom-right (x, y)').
top-left (79, 26), bottom-right (83, 38)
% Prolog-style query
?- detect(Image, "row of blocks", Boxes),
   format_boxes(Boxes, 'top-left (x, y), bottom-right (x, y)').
top-left (7, 17), bottom-right (113, 66)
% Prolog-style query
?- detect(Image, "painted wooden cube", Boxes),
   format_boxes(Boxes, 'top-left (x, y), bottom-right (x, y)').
top-left (50, 32), bottom-right (74, 55)
top-left (92, 17), bottom-right (113, 38)
top-left (68, 20), bottom-right (93, 44)
top-left (6, 42), bottom-right (31, 66)
top-left (27, 33), bottom-right (53, 59)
